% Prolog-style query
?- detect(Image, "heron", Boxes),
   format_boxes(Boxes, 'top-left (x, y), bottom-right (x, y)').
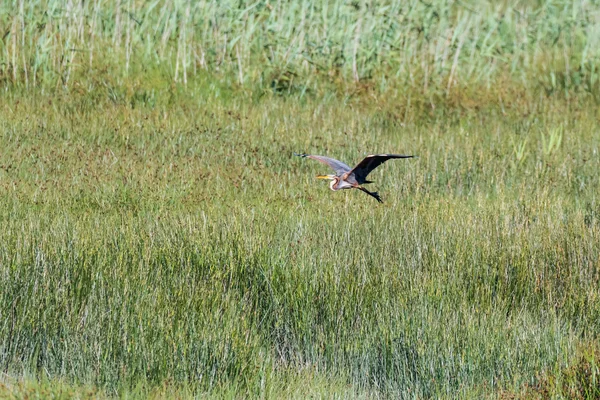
top-left (294, 152), bottom-right (415, 203)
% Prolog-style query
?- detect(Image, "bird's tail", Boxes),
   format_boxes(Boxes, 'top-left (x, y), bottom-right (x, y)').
top-left (293, 152), bottom-right (308, 157)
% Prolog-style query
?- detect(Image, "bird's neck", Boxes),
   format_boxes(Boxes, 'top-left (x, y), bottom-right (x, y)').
top-left (329, 177), bottom-right (339, 191)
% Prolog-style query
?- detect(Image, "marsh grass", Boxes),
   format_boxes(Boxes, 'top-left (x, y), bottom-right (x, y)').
top-left (0, 89), bottom-right (599, 397)
top-left (1, 0), bottom-right (600, 398)
top-left (2, 0), bottom-right (600, 107)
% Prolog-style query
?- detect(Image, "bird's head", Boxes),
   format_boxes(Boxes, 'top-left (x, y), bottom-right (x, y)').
top-left (316, 174), bottom-right (339, 191)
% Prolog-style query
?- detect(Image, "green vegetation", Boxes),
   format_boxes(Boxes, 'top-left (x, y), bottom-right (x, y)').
top-left (503, 341), bottom-right (600, 399)
top-left (1, 0), bottom-right (600, 398)
top-left (3, 0), bottom-right (600, 106)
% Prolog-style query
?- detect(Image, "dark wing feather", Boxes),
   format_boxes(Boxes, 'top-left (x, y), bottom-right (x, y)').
top-left (346, 154), bottom-right (414, 183)
top-left (293, 153), bottom-right (352, 175)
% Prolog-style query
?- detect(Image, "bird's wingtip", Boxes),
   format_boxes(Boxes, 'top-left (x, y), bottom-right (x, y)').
top-left (293, 152), bottom-right (308, 157)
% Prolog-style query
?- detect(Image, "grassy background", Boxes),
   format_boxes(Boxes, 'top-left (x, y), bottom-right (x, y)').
top-left (2, 0), bottom-right (600, 106)
top-left (1, 0), bottom-right (600, 398)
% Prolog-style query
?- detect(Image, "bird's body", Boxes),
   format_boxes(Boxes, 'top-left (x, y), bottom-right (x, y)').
top-left (294, 153), bottom-right (415, 203)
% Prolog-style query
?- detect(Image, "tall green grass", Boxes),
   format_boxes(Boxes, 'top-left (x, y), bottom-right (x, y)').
top-left (1, 0), bottom-right (600, 104)
top-left (0, 91), bottom-right (599, 397)
top-left (1, 0), bottom-right (600, 397)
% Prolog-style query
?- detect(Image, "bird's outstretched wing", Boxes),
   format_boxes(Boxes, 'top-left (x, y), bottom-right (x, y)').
top-left (346, 154), bottom-right (415, 183)
top-left (293, 153), bottom-right (352, 175)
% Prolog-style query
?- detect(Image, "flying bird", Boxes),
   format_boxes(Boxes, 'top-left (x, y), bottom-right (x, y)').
top-left (294, 152), bottom-right (415, 203)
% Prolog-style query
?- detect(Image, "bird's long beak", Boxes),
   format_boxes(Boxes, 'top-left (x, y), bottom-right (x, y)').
top-left (316, 175), bottom-right (332, 180)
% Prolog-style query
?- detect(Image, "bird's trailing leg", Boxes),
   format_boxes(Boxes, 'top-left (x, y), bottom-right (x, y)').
top-left (357, 186), bottom-right (383, 203)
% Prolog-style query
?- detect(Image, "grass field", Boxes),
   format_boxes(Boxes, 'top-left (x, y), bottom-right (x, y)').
top-left (2, 0), bottom-right (600, 398)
